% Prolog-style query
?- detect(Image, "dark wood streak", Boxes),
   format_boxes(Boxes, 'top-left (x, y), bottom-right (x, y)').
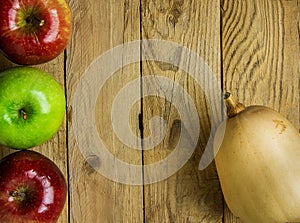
top-left (222, 0), bottom-right (243, 52)
top-left (223, 1), bottom-right (258, 91)
top-left (274, 0), bottom-right (285, 112)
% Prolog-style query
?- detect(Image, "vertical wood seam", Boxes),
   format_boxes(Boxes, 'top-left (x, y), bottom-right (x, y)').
top-left (219, 0), bottom-right (225, 222)
top-left (63, 49), bottom-right (71, 223)
top-left (139, 1), bottom-right (147, 222)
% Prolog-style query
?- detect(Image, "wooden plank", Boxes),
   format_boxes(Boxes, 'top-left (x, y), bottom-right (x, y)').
top-left (0, 52), bottom-right (68, 223)
top-left (66, 0), bottom-right (144, 222)
top-left (221, 0), bottom-right (300, 222)
top-left (141, 0), bottom-right (223, 222)
top-left (35, 55), bottom-right (68, 223)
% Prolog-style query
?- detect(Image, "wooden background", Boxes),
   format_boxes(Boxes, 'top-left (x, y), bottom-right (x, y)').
top-left (0, 0), bottom-right (299, 222)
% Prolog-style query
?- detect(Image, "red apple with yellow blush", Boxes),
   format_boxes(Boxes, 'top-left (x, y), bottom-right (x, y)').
top-left (0, 0), bottom-right (72, 65)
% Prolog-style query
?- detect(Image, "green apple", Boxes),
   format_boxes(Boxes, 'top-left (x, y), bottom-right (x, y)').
top-left (0, 67), bottom-right (65, 149)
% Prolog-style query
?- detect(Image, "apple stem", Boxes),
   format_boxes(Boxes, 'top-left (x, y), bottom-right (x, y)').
top-left (25, 15), bottom-right (44, 27)
top-left (11, 191), bottom-right (26, 202)
top-left (40, 20), bottom-right (45, 26)
top-left (20, 109), bottom-right (28, 120)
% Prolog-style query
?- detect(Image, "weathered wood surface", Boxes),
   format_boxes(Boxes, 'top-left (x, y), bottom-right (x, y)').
top-left (0, 0), bottom-right (298, 222)
top-left (141, 0), bottom-right (223, 222)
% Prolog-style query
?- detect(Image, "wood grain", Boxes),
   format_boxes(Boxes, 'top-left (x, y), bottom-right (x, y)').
top-left (0, 0), bottom-right (298, 222)
top-left (221, 0), bottom-right (300, 222)
top-left (141, 0), bottom-right (223, 222)
top-left (66, 0), bottom-right (143, 222)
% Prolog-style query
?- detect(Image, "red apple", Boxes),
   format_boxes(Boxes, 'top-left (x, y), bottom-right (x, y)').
top-left (0, 150), bottom-right (67, 223)
top-left (0, 0), bottom-right (72, 65)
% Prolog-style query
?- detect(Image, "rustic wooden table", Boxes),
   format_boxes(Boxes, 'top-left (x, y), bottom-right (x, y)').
top-left (0, 0), bottom-right (299, 222)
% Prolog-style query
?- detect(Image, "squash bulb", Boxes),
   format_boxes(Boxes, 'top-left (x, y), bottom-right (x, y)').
top-left (214, 93), bottom-right (300, 223)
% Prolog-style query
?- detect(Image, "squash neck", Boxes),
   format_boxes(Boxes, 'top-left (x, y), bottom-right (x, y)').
top-left (224, 92), bottom-right (246, 118)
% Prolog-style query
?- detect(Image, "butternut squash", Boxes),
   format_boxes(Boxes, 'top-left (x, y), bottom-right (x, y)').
top-left (215, 93), bottom-right (300, 223)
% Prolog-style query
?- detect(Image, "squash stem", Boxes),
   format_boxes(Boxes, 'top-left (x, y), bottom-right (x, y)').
top-left (224, 92), bottom-right (246, 118)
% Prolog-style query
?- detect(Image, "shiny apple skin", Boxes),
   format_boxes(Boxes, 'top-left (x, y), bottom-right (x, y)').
top-left (0, 67), bottom-right (66, 149)
top-left (0, 150), bottom-right (67, 223)
top-left (0, 0), bottom-right (72, 65)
